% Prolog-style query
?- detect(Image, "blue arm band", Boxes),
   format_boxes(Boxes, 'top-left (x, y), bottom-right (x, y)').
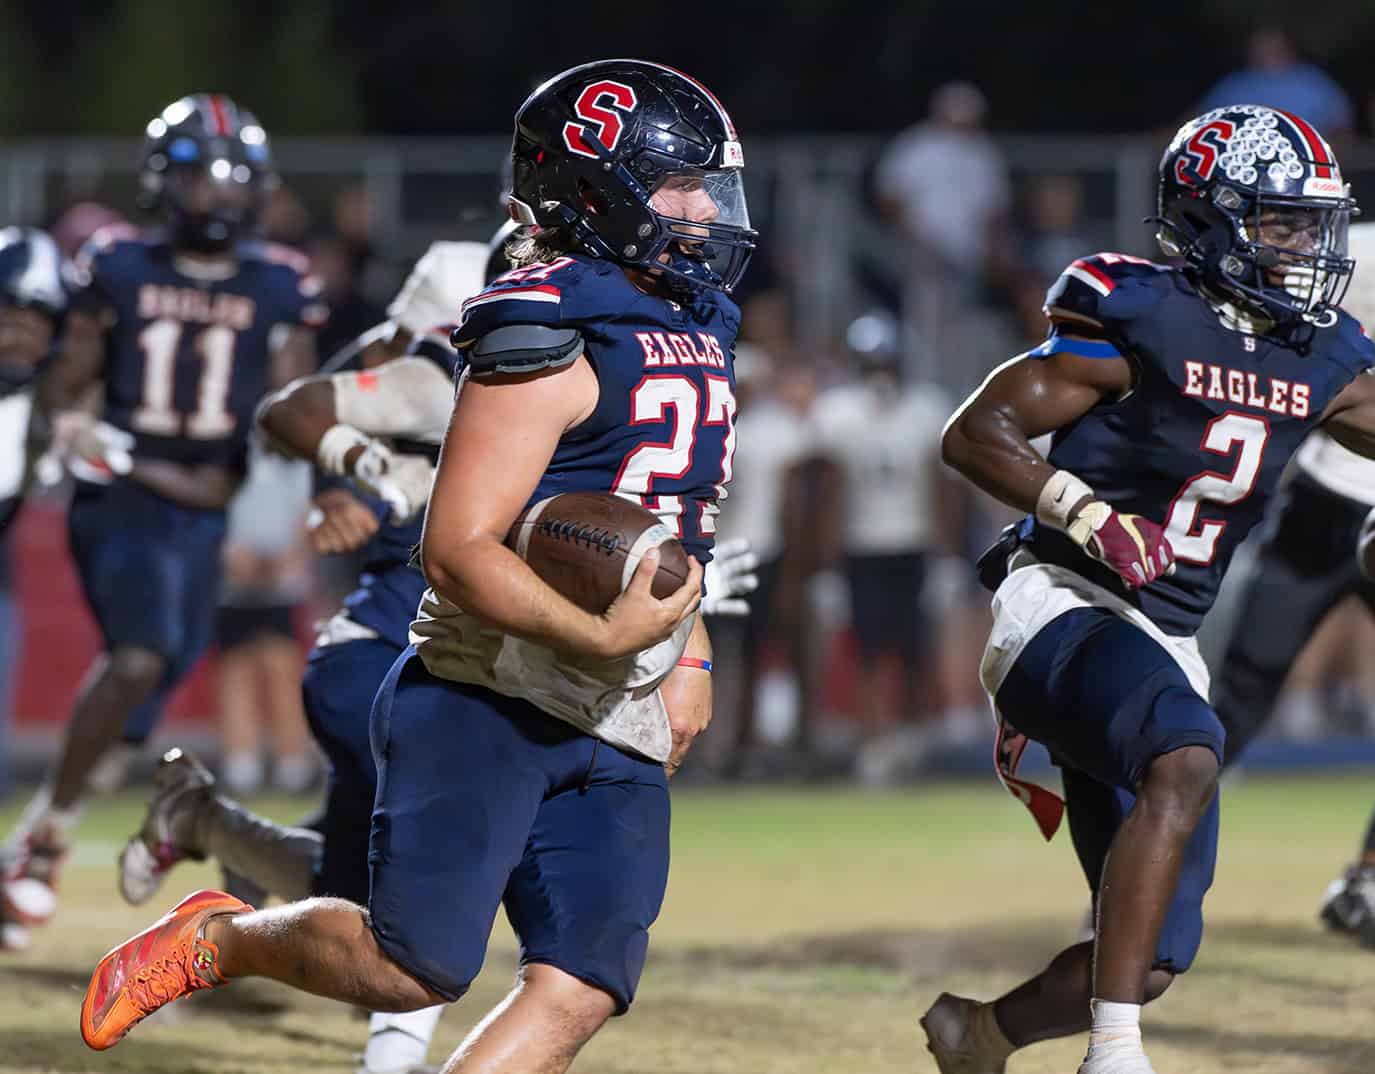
top-left (1027, 334), bottom-right (1121, 359)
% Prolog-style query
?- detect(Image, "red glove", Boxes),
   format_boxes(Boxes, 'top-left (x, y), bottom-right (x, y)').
top-left (1068, 501), bottom-right (1175, 591)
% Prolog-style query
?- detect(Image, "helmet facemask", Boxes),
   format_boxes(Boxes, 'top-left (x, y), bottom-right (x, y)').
top-left (508, 60), bottom-right (758, 295)
top-left (1220, 187), bottom-right (1354, 325)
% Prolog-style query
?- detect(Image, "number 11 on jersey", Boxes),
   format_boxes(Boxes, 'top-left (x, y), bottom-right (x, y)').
top-left (132, 318), bottom-right (237, 439)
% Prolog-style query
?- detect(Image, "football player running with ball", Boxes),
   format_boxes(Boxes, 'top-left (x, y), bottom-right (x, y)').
top-left (928, 105), bottom-right (1375, 1074)
top-left (82, 59), bottom-right (754, 1074)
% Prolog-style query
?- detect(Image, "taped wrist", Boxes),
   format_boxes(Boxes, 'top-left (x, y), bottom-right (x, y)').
top-left (316, 424), bottom-right (371, 476)
top-left (1065, 500), bottom-right (1113, 549)
top-left (1035, 469), bottom-right (1096, 531)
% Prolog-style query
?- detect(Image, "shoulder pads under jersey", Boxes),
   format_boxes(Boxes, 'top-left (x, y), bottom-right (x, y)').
top-left (465, 324), bottom-right (583, 378)
top-left (1042, 252), bottom-right (1173, 332)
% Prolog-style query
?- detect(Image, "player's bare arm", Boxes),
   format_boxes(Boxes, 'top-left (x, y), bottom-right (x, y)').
top-left (35, 306), bottom-right (106, 415)
top-left (259, 349), bottom-right (455, 524)
top-left (943, 345), bottom-right (1173, 590)
top-left (421, 356), bottom-right (701, 660)
top-left (125, 458), bottom-right (239, 510)
top-left (941, 347), bottom-right (1130, 511)
top-left (267, 323), bottom-right (317, 391)
top-left (658, 613), bottom-right (712, 775)
top-left (306, 487), bottom-right (381, 555)
top-left (1319, 369), bottom-right (1375, 457)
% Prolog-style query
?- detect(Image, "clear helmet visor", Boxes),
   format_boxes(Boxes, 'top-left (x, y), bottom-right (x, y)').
top-left (648, 168), bottom-right (756, 292)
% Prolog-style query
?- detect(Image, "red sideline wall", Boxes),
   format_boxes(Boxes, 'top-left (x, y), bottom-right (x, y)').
top-left (11, 499), bottom-right (219, 726)
top-left (9, 497), bottom-right (869, 729)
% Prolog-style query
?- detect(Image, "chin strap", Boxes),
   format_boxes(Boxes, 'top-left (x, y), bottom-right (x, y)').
top-left (1209, 296), bottom-right (1271, 335)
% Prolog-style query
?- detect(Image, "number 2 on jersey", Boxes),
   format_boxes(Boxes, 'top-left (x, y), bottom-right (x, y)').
top-left (1164, 411), bottom-right (1269, 564)
top-left (132, 319), bottom-right (237, 439)
top-left (613, 374), bottom-right (736, 537)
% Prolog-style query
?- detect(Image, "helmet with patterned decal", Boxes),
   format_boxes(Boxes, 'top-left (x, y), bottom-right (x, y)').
top-left (508, 59), bottom-right (757, 295)
top-left (1155, 104), bottom-right (1357, 328)
top-left (139, 93), bottom-right (276, 254)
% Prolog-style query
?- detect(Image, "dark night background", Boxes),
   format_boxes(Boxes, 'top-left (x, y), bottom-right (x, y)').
top-left (1, 0), bottom-right (1371, 137)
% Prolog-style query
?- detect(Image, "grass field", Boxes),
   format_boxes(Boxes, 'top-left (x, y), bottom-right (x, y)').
top-left (2, 774), bottom-right (1374, 1074)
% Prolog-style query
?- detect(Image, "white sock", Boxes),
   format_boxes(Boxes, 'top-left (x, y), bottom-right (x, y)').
top-left (1080, 1000), bottom-right (1154, 1074)
top-left (362, 1005), bottom-right (445, 1073)
top-left (8, 784), bottom-right (82, 850)
top-left (222, 753), bottom-right (265, 795)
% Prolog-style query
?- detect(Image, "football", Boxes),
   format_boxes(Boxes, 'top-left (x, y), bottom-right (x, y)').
top-left (506, 492), bottom-right (691, 613)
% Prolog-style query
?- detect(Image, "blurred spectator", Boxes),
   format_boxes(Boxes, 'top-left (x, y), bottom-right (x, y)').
top-left (216, 446), bottom-right (317, 794)
top-left (1200, 28), bottom-right (1352, 139)
top-left (50, 202), bottom-right (126, 259)
top-left (812, 313), bottom-right (960, 782)
top-left (874, 82), bottom-right (1010, 385)
top-left (1021, 174), bottom-right (1094, 285)
top-left (261, 184), bottom-right (311, 248)
top-left (308, 232), bottom-right (386, 363)
top-left (332, 185), bottom-right (375, 275)
top-left (705, 344), bottom-right (818, 777)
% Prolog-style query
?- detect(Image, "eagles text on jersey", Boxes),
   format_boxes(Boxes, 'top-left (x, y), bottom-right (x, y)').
top-left (454, 253), bottom-right (740, 565)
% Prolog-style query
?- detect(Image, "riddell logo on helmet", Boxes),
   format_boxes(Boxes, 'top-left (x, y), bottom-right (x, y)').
top-left (1303, 177), bottom-right (1345, 197)
top-left (721, 141), bottom-right (744, 168)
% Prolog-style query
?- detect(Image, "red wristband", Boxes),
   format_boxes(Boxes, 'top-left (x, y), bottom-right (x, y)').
top-left (676, 657), bottom-right (712, 672)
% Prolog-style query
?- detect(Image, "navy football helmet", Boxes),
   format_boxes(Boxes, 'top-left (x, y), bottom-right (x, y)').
top-left (139, 94), bottom-right (274, 253)
top-left (509, 59), bottom-right (756, 294)
top-left (0, 227), bottom-right (67, 393)
top-left (1156, 104), bottom-right (1356, 327)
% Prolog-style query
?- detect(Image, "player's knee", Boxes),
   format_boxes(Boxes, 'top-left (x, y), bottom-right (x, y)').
top-left (1143, 744), bottom-right (1218, 824)
top-left (106, 646), bottom-right (167, 695)
top-left (1144, 968), bottom-right (1175, 1004)
top-left (519, 963), bottom-right (616, 1039)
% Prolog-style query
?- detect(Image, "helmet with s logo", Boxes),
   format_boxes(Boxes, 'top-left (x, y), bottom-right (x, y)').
top-left (509, 59), bottom-right (756, 294)
top-left (1156, 104), bottom-right (1356, 328)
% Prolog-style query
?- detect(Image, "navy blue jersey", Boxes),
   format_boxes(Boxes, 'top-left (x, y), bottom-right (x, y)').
top-left (454, 254), bottom-right (740, 564)
top-left (339, 341), bottom-right (461, 646)
top-left (1025, 252), bottom-right (1375, 635)
top-left (73, 227), bottom-right (325, 472)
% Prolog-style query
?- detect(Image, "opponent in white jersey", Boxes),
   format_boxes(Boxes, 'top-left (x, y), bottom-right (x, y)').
top-left (812, 328), bottom-right (958, 753)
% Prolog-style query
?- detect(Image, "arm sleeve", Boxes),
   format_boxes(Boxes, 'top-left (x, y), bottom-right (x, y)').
top-left (331, 356), bottom-right (458, 440)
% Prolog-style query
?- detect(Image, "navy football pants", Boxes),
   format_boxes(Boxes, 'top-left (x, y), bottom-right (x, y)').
top-left (67, 479), bottom-right (226, 743)
top-left (368, 647), bottom-right (671, 1012)
top-left (300, 635), bottom-right (402, 905)
top-left (995, 606), bottom-right (1224, 972)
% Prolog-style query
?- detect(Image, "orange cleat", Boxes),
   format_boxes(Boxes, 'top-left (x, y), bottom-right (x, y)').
top-left (80, 888), bottom-right (253, 1050)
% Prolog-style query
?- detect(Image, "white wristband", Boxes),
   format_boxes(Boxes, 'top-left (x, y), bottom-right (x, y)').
top-left (1035, 469), bottom-right (1096, 531)
top-left (316, 424), bottom-right (372, 476)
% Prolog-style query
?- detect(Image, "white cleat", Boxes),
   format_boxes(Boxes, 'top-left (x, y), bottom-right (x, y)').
top-left (117, 747), bottom-right (215, 905)
top-left (920, 993), bottom-right (1008, 1074)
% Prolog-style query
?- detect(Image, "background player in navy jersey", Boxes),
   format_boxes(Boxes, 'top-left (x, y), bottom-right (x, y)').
top-left (1208, 221), bottom-right (1375, 944)
top-left (925, 105), bottom-right (1375, 1074)
top-left (0, 94), bottom-right (320, 938)
top-left (81, 61), bottom-right (755, 1073)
